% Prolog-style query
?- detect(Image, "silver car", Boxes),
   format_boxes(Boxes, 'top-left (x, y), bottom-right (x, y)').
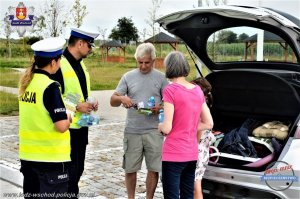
top-left (157, 5), bottom-right (300, 199)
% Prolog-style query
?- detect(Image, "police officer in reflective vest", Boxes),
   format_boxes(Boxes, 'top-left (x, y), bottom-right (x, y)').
top-left (19, 37), bottom-right (71, 198)
top-left (51, 28), bottom-right (99, 198)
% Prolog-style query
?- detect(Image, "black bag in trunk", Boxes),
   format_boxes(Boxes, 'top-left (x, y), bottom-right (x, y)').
top-left (218, 119), bottom-right (258, 158)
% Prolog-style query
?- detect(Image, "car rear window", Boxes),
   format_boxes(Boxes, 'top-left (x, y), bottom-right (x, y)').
top-left (206, 27), bottom-right (297, 63)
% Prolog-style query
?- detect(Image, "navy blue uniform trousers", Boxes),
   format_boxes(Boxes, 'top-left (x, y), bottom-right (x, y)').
top-left (20, 160), bottom-right (69, 199)
top-left (68, 127), bottom-right (88, 199)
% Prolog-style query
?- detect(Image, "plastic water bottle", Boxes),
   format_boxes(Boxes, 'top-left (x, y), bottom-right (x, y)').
top-left (77, 114), bottom-right (100, 127)
top-left (77, 114), bottom-right (89, 126)
top-left (77, 96), bottom-right (100, 126)
top-left (89, 114), bottom-right (100, 125)
top-left (147, 96), bottom-right (155, 108)
top-left (158, 109), bottom-right (164, 123)
top-left (87, 96), bottom-right (100, 125)
top-left (158, 109), bottom-right (165, 138)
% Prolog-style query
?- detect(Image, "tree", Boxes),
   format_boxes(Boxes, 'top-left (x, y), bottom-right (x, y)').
top-left (238, 33), bottom-right (249, 42)
top-left (98, 27), bottom-right (107, 44)
top-left (139, 28), bottom-right (147, 42)
top-left (109, 17), bottom-right (139, 43)
top-left (3, 12), bottom-right (13, 58)
top-left (31, 15), bottom-right (46, 37)
top-left (70, 0), bottom-right (88, 28)
top-left (145, 0), bottom-right (163, 37)
top-left (25, 36), bottom-right (43, 45)
top-left (199, 0), bottom-right (227, 61)
top-left (217, 30), bottom-right (237, 43)
top-left (42, 0), bottom-right (68, 37)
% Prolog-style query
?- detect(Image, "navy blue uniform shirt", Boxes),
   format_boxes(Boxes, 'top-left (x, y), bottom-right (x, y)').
top-left (35, 69), bottom-right (68, 123)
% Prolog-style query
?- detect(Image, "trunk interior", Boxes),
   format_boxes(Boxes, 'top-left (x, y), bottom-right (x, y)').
top-left (203, 70), bottom-right (300, 171)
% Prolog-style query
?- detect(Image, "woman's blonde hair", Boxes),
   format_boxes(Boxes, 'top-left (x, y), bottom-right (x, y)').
top-left (18, 55), bottom-right (61, 97)
top-left (18, 63), bottom-right (35, 97)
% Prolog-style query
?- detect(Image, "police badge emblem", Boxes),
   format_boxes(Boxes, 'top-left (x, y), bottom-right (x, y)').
top-left (16, 3), bottom-right (26, 20)
top-left (8, 2), bottom-right (35, 37)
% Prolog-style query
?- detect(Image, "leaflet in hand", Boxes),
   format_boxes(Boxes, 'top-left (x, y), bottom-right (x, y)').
top-left (64, 93), bottom-right (81, 115)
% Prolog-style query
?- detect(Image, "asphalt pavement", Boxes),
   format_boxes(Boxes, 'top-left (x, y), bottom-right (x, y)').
top-left (0, 87), bottom-right (164, 198)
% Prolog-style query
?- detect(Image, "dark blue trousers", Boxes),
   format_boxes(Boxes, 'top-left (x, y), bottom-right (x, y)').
top-left (20, 160), bottom-right (69, 199)
top-left (68, 127), bottom-right (88, 199)
top-left (162, 161), bottom-right (197, 199)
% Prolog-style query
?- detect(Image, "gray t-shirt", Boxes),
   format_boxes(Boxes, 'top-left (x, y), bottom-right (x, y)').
top-left (116, 68), bottom-right (169, 134)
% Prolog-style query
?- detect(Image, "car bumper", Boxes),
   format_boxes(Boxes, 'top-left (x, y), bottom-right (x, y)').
top-left (203, 166), bottom-right (300, 199)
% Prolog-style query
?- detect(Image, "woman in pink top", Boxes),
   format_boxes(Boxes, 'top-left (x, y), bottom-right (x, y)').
top-left (158, 51), bottom-right (213, 199)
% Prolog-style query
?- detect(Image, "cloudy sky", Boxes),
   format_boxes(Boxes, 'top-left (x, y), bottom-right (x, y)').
top-left (1, 0), bottom-right (299, 39)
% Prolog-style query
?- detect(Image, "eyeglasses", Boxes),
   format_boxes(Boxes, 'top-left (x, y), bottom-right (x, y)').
top-left (81, 39), bottom-right (93, 49)
top-left (86, 41), bottom-right (92, 49)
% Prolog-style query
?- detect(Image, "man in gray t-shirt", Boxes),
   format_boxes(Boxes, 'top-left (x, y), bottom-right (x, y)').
top-left (110, 43), bottom-right (168, 199)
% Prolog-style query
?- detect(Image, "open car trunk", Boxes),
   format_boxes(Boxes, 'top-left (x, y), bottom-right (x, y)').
top-left (202, 70), bottom-right (300, 171)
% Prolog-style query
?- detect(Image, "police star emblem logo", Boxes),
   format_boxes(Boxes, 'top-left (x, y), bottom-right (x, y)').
top-left (7, 2), bottom-right (35, 37)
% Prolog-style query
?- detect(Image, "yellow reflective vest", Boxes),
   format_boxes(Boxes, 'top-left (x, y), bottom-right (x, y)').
top-left (60, 57), bottom-right (91, 129)
top-left (19, 73), bottom-right (70, 162)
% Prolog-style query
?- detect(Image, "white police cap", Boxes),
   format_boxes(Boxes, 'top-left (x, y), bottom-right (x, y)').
top-left (70, 27), bottom-right (99, 47)
top-left (31, 37), bottom-right (66, 58)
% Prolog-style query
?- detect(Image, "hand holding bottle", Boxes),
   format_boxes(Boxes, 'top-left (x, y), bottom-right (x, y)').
top-left (76, 102), bottom-right (94, 114)
top-left (77, 96), bottom-right (100, 127)
top-left (120, 96), bottom-right (135, 108)
top-left (87, 96), bottom-right (99, 111)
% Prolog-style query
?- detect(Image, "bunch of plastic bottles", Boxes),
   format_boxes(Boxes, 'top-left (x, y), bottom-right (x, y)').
top-left (77, 96), bottom-right (100, 127)
top-left (77, 114), bottom-right (100, 127)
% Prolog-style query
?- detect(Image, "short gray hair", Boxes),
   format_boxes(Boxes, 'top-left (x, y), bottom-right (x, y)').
top-left (134, 43), bottom-right (156, 60)
top-left (164, 51), bottom-right (190, 78)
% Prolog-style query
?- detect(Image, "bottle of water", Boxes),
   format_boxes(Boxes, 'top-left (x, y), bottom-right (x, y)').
top-left (78, 113), bottom-right (100, 127)
top-left (77, 114), bottom-right (88, 127)
top-left (158, 109), bottom-right (164, 123)
top-left (87, 96), bottom-right (100, 125)
top-left (147, 96), bottom-right (155, 108)
top-left (77, 97), bottom-right (100, 126)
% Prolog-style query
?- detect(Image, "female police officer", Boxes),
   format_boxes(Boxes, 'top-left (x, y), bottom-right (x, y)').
top-left (18, 37), bottom-right (71, 198)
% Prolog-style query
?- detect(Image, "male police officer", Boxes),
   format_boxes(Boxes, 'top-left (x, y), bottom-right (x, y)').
top-left (52, 28), bottom-right (99, 198)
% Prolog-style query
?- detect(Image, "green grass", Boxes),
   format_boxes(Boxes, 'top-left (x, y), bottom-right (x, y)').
top-left (0, 91), bottom-right (19, 116)
top-left (0, 44), bottom-right (202, 116)
top-left (83, 56), bottom-right (137, 90)
top-left (0, 68), bottom-right (22, 87)
top-left (0, 53), bottom-right (201, 91)
top-left (0, 57), bottom-right (32, 68)
top-left (85, 55), bottom-right (201, 90)
top-left (89, 65), bottom-right (133, 90)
